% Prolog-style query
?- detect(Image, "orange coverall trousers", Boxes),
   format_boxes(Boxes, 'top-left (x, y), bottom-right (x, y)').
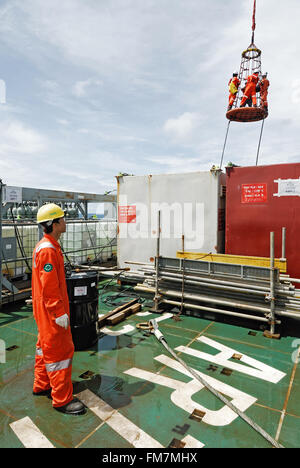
top-left (260, 79), bottom-right (270, 108)
top-left (32, 234), bottom-right (74, 408)
top-left (240, 83), bottom-right (257, 107)
top-left (240, 74), bottom-right (259, 107)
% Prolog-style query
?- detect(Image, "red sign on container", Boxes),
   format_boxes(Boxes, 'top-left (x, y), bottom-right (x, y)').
top-left (241, 183), bottom-right (267, 203)
top-left (118, 205), bottom-right (136, 223)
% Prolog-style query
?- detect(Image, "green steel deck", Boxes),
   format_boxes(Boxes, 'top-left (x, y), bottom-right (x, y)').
top-left (0, 281), bottom-right (299, 449)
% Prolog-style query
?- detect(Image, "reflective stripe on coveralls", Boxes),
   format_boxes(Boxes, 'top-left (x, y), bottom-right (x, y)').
top-left (45, 359), bottom-right (73, 373)
top-left (32, 234), bottom-right (74, 407)
top-left (33, 242), bottom-right (55, 268)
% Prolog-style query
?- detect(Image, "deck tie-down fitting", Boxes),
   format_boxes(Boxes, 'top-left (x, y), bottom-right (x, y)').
top-left (148, 318), bottom-right (284, 449)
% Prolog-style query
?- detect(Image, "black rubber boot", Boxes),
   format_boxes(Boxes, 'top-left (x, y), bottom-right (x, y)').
top-left (54, 398), bottom-right (86, 415)
top-left (33, 388), bottom-right (52, 397)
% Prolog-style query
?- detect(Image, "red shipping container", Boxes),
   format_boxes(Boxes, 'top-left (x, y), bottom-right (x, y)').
top-left (225, 163), bottom-right (300, 280)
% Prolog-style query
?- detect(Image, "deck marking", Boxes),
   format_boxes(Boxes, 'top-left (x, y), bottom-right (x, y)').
top-left (181, 435), bottom-right (205, 448)
top-left (154, 313), bottom-right (173, 322)
top-left (75, 422), bottom-right (106, 448)
top-left (275, 345), bottom-right (300, 442)
top-left (6, 325), bottom-right (37, 338)
top-left (125, 355), bottom-right (257, 427)
top-left (76, 389), bottom-right (203, 448)
top-left (76, 389), bottom-right (162, 448)
top-left (100, 324), bottom-right (135, 336)
top-left (0, 315), bottom-right (33, 329)
top-left (9, 416), bottom-right (54, 448)
top-left (100, 313), bottom-right (173, 336)
top-left (155, 323), bottom-right (214, 378)
top-left (176, 336), bottom-right (286, 383)
top-left (0, 339), bottom-right (5, 363)
top-left (205, 332), bottom-right (294, 358)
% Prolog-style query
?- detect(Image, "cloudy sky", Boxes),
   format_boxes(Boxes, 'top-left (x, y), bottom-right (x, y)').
top-left (0, 0), bottom-right (299, 194)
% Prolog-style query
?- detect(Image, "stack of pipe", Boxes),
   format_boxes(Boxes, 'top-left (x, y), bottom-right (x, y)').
top-left (134, 262), bottom-right (300, 324)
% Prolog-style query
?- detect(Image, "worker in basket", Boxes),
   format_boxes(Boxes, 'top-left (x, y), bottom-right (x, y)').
top-left (240, 83), bottom-right (253, 108)
top-left (32, 203), bottom-right (85, 415)
top-left (228, 71), bottom-right (241, 111)
top-left (240, 71), bottom-right (260, 108)
top-left (260, 73), bottom-right (270, 111)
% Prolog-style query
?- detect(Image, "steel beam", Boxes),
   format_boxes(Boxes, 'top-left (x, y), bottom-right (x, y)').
top-left (3, 185), bottom-right (117, 204)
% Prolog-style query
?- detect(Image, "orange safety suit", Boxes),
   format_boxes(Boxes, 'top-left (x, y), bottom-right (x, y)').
top-left (260, 78), bottom-right (270, 109)
top-left (240, 74), bottom-right (259, 107)
top-left (228, 76), bottom-right (241, 107)
top-left (32, 233), bottom-right (74, 408)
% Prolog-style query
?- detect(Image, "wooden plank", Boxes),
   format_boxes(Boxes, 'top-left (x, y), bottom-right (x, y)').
top-left (123, 303), bottom-right (141, 317)
top-left (106, 311), bottom-right (126, 326)
top-left (98, 298), bottom-right (139, 327)
top-left (105, 303), bottom-right (142, 327)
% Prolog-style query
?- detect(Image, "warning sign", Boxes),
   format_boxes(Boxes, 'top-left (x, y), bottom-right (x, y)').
top-left (118, 205), bottom-right (136, 223)
top-left (274, 178), bottom-right (300, 197)
top-left (4, 186), bottom-right (22, 203)
top-left (242, 183), bottom-right (267, 203)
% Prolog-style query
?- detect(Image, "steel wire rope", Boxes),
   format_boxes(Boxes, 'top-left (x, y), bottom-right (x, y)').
top-left (256, 117), bottom-right (266, 166)
top-left (220, 121), bottom-right (231, 169)
top-left (150, 319), bottom-right (284, 449)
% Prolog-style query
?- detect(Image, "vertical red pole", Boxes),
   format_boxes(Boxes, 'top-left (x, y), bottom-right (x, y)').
top-left (252, 0), bottom-right (256, 32)
top-left (251, 0), bottom-right (256, 43)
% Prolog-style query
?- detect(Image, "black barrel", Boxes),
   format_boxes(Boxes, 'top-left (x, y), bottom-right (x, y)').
top-left (66, 271), bottom-right (99, 351)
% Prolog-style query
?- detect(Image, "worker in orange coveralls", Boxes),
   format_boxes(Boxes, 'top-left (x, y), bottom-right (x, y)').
top-left (227, 71), bottom-right (241, 111)
top-left (240, 71), bottom-right (260, 107)
top-left (32, 203), bottom-right (85, 415)
top-left (260, 73), bottom-right (270, 111)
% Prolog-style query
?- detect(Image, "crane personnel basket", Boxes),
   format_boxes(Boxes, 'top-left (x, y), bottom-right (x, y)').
top-left (226, 1), bottom-right (268, 123)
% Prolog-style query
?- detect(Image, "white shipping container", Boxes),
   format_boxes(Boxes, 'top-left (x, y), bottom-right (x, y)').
top-left (117, 171), bottom-right (226, 270)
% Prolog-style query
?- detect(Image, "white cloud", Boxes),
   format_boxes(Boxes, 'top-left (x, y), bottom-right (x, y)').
top-left (41, 80), bottom-right (59, 91)
top-left (291, 80), bottom-right (300, 105)
top-left (57, 118), bottom-right (69, 126)
top-left (0, 120), bottom-right (47, 156)
top-left (163, 112), bottom-right (202, 140)
top-left (146, 155), bottom-right (208, 174)
top-left (72, 79), bottom-right (103, 98)
top-left (77, 127), bottom-right (147, 143)
top-left (0, 119), bottom-right (49, 187)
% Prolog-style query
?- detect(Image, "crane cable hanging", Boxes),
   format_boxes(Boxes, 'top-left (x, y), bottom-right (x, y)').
top-left (219, 120), bottom-right (231, 169)
top-left (252, 0), bottom-right (256, 43)
top-left (220, 117), bottom-right (266, 169)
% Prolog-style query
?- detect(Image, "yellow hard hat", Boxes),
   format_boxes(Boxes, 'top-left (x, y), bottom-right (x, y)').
top-left (37, 203), bottom-right (65, 224)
